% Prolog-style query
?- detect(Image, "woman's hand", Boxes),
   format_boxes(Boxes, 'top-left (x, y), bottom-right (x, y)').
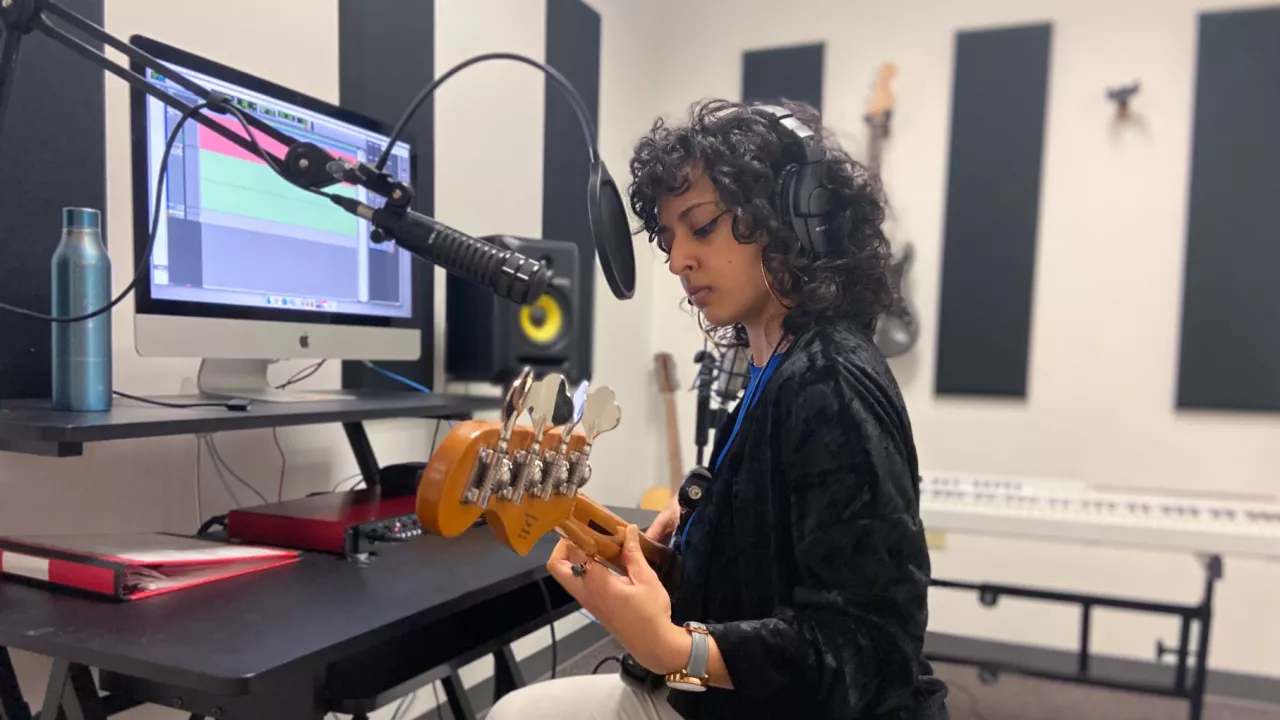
top-left (643, 494), bottom-right (682, 545)
top-left (547, 524), bottom-right (689, 674)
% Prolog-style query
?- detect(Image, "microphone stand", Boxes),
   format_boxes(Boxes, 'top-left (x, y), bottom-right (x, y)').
top-left (0, 0), bottom-right (549, 303)
top-left (692, 350), bottom-right (717, 466)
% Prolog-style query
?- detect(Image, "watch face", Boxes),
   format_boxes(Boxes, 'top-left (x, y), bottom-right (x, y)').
top-left (666, 677), bottom-right (708, 692)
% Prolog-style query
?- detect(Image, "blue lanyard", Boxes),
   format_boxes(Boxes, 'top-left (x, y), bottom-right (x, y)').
top-left (676, 346), bottom-right (783, 552)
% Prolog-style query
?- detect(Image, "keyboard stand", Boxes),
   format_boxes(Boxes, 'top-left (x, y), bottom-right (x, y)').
top-left (929, 554), bottom-right (1223, 720)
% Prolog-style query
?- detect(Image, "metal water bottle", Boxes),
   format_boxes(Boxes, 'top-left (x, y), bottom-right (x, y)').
top-left (51, 207), bottom-right (112, 411)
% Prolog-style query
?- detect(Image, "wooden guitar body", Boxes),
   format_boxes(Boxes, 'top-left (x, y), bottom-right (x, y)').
top-left (640, 353), bottom-right (683, 511)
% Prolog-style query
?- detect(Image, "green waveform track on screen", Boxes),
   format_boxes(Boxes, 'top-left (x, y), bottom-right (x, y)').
top-left (197, 150), bottom-right (359, 236)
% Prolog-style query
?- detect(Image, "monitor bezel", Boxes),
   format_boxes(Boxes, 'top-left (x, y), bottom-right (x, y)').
top-left (128, 34), bottom-right (419, 332)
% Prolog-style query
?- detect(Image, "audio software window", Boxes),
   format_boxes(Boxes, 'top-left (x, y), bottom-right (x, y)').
top-left (142, 67), bottom-right (414, 319)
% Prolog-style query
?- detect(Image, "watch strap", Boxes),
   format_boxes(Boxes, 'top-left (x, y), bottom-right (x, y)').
top-left (686, 623), bottom-right (709, 679)
top-left (665, 622), bottom-right (711, 692)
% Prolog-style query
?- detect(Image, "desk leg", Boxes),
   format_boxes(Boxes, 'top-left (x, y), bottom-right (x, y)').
top-left (441, 670), bottom-right (476, 720)
top-left (492, 646), bottom-right (526, 703)
top-left (0, 648), bottom-right (32, 720)
top-left (344, 422), bottom-right (381, 489)
top-left (40, 662), bottom-right (106, 720)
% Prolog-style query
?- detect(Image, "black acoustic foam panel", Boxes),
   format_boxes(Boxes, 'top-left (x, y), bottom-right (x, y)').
top-left (337, 0), bottom-right (436, 392)
top-left (935, 24), bottom-right (1052, 397)
top-left (542, 0), bottom-right (600, 382)
top-left (0, 0), bottom-right (105, 400)
top-left (1176, 7), bottom-right (1280, 412)
top-left (742, 43), bottom-right (824, 113)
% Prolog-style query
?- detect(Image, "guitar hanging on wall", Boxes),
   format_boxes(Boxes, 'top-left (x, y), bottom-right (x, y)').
top-left (416, 367), bottom-right (678, 584)
top-left (865, 62), bottom-right (920, 358)
top-left (639, 352), bottom-right (683, 511)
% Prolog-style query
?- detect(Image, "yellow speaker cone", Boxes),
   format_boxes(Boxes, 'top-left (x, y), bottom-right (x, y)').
top-left (519, 293), bottom-right (564, 345)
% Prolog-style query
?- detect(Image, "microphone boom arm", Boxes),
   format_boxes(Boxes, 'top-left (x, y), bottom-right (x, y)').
top-left (0, 0), bottom-right (549, 304)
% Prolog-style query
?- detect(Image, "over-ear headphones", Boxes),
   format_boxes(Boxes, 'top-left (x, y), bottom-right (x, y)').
top-left (747, 104), bottom-right (835, 255)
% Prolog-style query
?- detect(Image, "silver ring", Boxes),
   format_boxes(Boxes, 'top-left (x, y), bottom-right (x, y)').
top-left (570, 562), bottom-right (588, 578)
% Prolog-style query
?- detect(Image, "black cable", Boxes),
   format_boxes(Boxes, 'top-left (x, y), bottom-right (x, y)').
top-left (196, 514), bottom-right (228, 536)
top-left (593, 655), bottom-right (622, 674)
top-left (0, 99), bottom-right (208, 322)
top-left (205, 436), bottom-right (269, 504)
top-left (430, 418), bottom-right (444, 454)
top-left (222, 104), bottom-right (341, 201)
top-left (947, 679), bottom-right (991, 720)
top-left (0, 97), bottom-right (304, 325)
top-left (535, 576), bottom-right (558, 679)
top-left (376, 52), bottom-right (598, 172)
top-left (275, 360), bottom-right (325, 390)
top-left (113, 390), bottom-right (251, 411)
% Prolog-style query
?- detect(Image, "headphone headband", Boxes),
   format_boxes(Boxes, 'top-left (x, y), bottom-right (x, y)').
top-left (747, 104), bottom-right (825, 165)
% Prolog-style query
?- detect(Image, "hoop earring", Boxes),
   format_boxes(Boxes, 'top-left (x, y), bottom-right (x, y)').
top-left (682, 295), bottom-right (719, 347)
top-left (761, 259), bottom-right (792, 310)
top-left (694, 309), bottom-right (719, 347)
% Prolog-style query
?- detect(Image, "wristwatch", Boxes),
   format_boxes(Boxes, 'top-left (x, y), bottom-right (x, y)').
top-left (664, 622), bottom-right (710, 692)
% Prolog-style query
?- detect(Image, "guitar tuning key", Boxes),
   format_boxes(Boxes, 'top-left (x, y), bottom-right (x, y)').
top-left (504, 373), bottom-right (569, 503)
top-left (470, 366), bottom-right (535, 507)
top-left (499, 366), bottom-right (536, 441)
top-left (558, 386), bottom-right (620, 497)
top-left (538, 380), bottom-right (589, 499)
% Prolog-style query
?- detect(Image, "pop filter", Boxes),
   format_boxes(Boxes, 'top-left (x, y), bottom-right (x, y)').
top-left (375, 51), bottom-right (638, 301)
top-left (588, 158), bottom-right (636, 300)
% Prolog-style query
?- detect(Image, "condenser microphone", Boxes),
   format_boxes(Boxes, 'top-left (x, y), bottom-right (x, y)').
top-left (712, 346), bottom-right (750, 403)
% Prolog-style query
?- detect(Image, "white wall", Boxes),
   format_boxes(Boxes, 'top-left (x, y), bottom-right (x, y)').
top-left (5, 1), bottom-right (1278, 717)
top-left (644, 0), bottom-right (1280, 679)
top-left (0, 0), bottom-right (660, 718)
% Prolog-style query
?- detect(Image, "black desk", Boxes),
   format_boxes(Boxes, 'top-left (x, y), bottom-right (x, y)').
top-left (0, 507), bottom-right (655, 720)
top-left (0, 392), bottom-right (502, 458)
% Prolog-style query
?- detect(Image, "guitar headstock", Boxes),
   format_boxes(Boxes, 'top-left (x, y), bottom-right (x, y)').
top-left (654, 352), bottom-right (678, 394)
top-left (417, 370), bottom-right (644, 566)
top-left (865, 61), bottom-right (897, 129)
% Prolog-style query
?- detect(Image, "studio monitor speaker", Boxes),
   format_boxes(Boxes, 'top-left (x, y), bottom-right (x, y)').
top-left (446, 235), bottom-right (588, 385)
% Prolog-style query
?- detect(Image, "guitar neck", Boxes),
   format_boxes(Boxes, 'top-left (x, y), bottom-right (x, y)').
top-left (661, 392), bottom-right (683, 493)
top-left (865, 116), bottom-right (888, 179)
top-left (560, 493), bottom-right (676, 575)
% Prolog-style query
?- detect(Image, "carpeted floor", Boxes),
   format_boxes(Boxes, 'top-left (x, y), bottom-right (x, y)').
top-left (550, 637), bottom-right (1280, 720)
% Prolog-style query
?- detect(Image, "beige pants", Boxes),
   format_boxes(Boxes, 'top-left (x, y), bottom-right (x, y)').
top-left (486, 673), bottom-right (684, 720)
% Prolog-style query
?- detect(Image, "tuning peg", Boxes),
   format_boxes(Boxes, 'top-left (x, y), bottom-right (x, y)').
top-left (555, 380), bottom-right (589, 446)
top-left (580, 387), bottom-right (621, 447)
top-left (557, 386), bottom-right (620, 496)
top-left (525, 374), bottom-right (569, 434)
top-left (470, 367), bottom-right (534, 507)
top-left (504, 373), bottom-right (569, 503)
top-left (500, 367), bottom-right (535, 440)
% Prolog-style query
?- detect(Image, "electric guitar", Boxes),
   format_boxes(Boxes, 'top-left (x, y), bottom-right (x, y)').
top-left (865, 62), bottom-right (920, 358)
top-left (639, 352), bottom-right (682, 511)
top-left (416, 367), bottom-right (678, 583)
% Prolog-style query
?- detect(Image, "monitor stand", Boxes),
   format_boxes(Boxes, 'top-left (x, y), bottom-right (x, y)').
top-left (197, 359), bottom-right (358, 403)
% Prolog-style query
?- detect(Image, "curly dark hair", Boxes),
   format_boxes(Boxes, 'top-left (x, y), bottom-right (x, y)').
top-left (628, 98), bottom-right (893, 345)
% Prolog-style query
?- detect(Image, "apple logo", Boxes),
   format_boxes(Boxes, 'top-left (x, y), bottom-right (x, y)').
top-left (299, 333), bottom-right (310, 349)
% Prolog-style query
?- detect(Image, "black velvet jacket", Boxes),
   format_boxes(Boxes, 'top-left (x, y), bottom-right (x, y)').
top-left (665, 317), bottom-right (950, 720)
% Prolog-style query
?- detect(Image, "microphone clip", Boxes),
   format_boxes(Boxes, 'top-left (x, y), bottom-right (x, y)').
top-left (324, 158), bottom-right (415, 211)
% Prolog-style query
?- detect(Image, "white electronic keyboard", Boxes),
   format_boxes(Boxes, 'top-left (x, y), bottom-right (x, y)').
top-left (919, 472), bottom-right (1280, 561)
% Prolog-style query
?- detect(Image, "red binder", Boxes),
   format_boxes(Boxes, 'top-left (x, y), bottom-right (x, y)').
top-left (0, 532), bottom-right (300, 600)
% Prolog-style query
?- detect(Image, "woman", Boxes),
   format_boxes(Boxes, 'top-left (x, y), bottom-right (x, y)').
top-left (486, 98), bottom-right (949, 720)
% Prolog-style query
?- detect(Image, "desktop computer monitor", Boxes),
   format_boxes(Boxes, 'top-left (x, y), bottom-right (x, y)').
top-left (128, 36), bottom-right (420, 401)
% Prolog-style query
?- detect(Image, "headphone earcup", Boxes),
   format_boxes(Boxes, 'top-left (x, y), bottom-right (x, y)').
top-left (775, 163), bottom-right (813, 253)
top-left (790, 164), bottom-right (832, 255)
